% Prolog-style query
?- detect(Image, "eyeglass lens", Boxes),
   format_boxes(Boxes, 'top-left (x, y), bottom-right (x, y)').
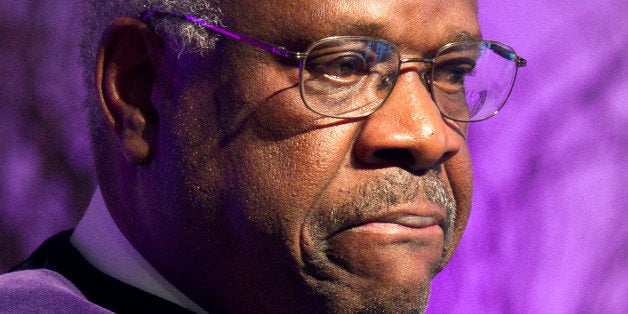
top-left (299, 38), bottom-right (519, 121)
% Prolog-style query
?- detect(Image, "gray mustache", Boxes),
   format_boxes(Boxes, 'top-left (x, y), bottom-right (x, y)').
top-left (315, 168), bottom-right (457, 235)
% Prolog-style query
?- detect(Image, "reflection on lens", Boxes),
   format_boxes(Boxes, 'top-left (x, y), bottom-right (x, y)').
top-left (300, 37), bottom-right (399, 118)
top-left (431, 41), bottom-right (518, 121)
top-left (299, 38), bottom-right (521, 121)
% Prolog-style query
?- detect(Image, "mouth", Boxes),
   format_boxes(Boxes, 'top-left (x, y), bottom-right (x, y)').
top-left (327, 205), bottom-right (448, 241)
top-left (320, 203), bottom-right (449, 278)
top-left (344, 217), bottom-right (443, 247)
top-left (296, 169), bottom-right (456, 309)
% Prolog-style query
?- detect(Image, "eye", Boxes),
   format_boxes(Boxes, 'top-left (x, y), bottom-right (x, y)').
top-left (377, 73), bottom-right (396, 90)
top-left (306, 52), bottom-right (370, 85)
top-left (432, 60), bottom-right (475, 92)
top-left (330, 55), bottom-right (369, 78)
top-left (448, 68), bottom-right (467, 84)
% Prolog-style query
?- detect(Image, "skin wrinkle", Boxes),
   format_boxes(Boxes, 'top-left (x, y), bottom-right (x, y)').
top-left (324, 169), bottom-right (455, 238)
top-left (89, 0), bottom-right (479, 312)
top-left (303, 168), bottom-right (457, 275)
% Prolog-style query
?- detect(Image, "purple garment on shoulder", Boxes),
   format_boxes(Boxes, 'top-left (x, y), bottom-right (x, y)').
top-left (0, 269), bottom-right (111, 313)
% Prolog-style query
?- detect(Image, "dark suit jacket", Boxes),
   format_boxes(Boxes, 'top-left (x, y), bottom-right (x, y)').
top-left (9, 230), bottom-right (196, 313)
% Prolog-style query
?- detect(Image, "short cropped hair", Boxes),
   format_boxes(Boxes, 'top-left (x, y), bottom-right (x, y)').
top-left (80, 0), bottom-right (222, 149)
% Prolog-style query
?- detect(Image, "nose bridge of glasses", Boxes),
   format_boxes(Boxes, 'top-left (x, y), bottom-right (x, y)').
top-left (397, 57), bottom-right (435, 91)
top-left (400, 57), bottom-right (434, 64)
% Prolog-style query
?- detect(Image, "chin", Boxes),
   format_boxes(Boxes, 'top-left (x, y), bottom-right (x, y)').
top-left (303, 276), bottom-right (432, 314)
top-left (298, 246), bottom-right (438, 313)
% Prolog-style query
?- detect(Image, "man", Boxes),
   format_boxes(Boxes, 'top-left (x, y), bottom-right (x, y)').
top-left (0, 0), bottom-right (525, 312)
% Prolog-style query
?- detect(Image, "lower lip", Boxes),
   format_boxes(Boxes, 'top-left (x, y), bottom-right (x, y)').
top-left (350, 222), bottom-right (442, 237)
top-left (324, 222), bottom-right (446, 279)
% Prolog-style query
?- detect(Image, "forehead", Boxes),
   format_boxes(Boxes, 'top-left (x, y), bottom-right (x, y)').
top-left (225, 0), bottom-right (480, 51)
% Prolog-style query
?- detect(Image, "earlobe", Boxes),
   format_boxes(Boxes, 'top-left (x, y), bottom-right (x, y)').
top-left (96, 17), bottom-right (161, 165)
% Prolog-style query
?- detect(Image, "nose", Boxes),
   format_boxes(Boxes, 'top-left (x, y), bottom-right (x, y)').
top-left (353, 68), bottom-right (464, 171)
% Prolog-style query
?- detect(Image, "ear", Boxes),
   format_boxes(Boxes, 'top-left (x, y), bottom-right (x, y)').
top-left (96, 17), bottom-right (161, 165)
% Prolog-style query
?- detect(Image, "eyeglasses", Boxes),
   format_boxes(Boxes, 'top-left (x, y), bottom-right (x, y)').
top-left (143, 11), bottom-right (527, 122)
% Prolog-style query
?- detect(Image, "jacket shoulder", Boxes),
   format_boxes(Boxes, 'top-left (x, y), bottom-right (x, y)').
top-left (0, 269), bottom-right (112, 313)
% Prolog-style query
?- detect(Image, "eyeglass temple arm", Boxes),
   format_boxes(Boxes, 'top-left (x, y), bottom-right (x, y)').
top-left (142, 10), bottom-right (307, 60)
top-left (482, 42), bottom-right (527, 67)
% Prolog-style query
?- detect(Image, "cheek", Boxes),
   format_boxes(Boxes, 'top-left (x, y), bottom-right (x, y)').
top-left (224, 118), bottom-right (356, 236)
top-left (217, 124), bottom-right (358, 278)
top-left (443, 143), bottom-right (473, 253)
top-left (216, 63), bottom-right (360, 252)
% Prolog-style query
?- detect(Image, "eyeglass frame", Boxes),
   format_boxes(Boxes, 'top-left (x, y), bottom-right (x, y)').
top-left (142, 10), bottom-right (527, 122)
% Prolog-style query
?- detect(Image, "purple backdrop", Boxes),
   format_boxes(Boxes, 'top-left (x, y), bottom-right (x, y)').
top-left (0, 0), bottom-right (625, 312)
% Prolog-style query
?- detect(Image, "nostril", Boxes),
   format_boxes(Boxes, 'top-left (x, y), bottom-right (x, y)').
top-left (371, 148), bottom-right (416, 168)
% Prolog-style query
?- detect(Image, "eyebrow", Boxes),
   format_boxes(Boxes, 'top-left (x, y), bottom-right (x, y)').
top-left (406, 31), bottom-right (480, 57)
top-left (322, 19), bottom-right (482, 46)
top-left (323, 17), bottom-right (482, 43)
top-left (451, 31), bottom-right (482, 43)
top-left (334, 22), bottom-right (390, 38)
top-left (277, 22), bottom-right (391, 52)
top-left (287, 21), bottom-right (481, 52)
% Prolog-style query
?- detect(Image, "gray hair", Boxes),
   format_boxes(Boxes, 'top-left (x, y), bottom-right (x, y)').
top-left (80, 0), bottom-right (222, 149)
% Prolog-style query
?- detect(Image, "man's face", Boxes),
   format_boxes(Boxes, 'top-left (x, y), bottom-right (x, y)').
top-left (143, 0), bottom-right (477, 311)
